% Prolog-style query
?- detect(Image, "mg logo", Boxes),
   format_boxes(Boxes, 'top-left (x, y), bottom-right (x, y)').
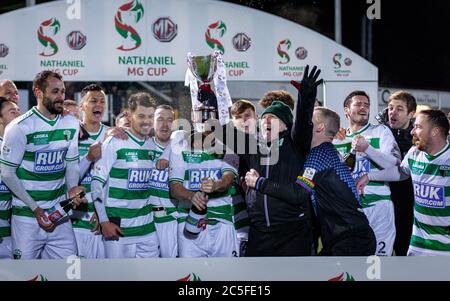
top-left (66, 31), bottom-right (86, 50)
top-left (152, 17), bottom-right (177, 42)
top-left (0, 44), bottom-right (9, 57)
top-left (232, 33), bottom-right (251, 52)
top-left (295, 47), bottom-right (308, 60)
top-left (344, 57), bottom-right (353, 66)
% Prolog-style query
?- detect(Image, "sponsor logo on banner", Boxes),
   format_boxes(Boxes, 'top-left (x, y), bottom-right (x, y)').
top-left (177, 273), bottom-right (202, 281)
top-left (188, 168), bottom-right (222, 191)
top-left (118, 55), bottom-right (176, 77)
top-left (37, 18), bottom-right (61, 57)
top-left (277, 39), bottom-right (305, 78)
top-left (34, 148), bottom-right (67, 173)
top-left (0, 43), bottom-right (7, 75)
top-left (295, 46), bottom-right (308, 60)
top-left (224, 60), bottom-right (250, 78)
top-left (333, 53), bottom-right (352, 77)
top-left (328, 272), bottom-right (356, 281)
top-left (114, 0), bottom-right (144, 51)
top-left (232, 33), bottom-right (251, 51)
top-left (152, 17), bottom-right (177, 42)
top-left (277, 39), bottom-right (291, 64)
top-left (66, 31), bottom-right (86, 50)
top-left (37, 22), bottom-right (86, 77)
top-left (205, 20), bottom-right (227, 54)
top-left (0, 43), bottom-right (9, 57)
top-left (413, 182), bottom-right (445, 209)
top-left (148, 169), bottom-right (169, 191)
top-left (223, 33), bottom-right (252, 78)
top-left (344, 57), bottom-right (352, 66)
top-left (40, 59), bottom-right (86, 77)
top-left (128, 168), bottom-right (152, 190)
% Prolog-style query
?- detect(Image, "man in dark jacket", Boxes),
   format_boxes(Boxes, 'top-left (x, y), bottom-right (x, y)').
top-left (376, 91), bottom-right (416, 256)
top-left (295, 107), bottom-right (375, 255)
top-left (241, 65), bottom-right (322, 256)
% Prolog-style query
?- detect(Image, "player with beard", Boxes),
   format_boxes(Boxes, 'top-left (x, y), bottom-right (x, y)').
top-left (333, 91), bottom-right (401, 256)
top-left (91, 93), bottom-right (159, 258)
top-left (357, 110), bottom-right (450, 256)
top-left (0, 71), bottom-right (86, 259)
top-left (147, 105), bottom-right (180, 257)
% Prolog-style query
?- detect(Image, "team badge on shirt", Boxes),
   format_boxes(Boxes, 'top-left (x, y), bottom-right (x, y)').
top-left (439, 165), bottom-right (450, 177)
top-left (64, 130), bottom-right (71, 141)
top-left (2, 145), bottom-right (11, 156)
top-left (303, 167), bottom-right (316, 180)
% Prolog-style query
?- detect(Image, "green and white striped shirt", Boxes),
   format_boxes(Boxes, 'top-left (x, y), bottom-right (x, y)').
top-left (72, 124), bottom-right (108, 231)
top-left (0, 107), bottom-right (79, 217)
top-left (148, 137), bottom-right (178, 224)
top-left (333, 123), bottom-right (399, 208)
top-left (169, 138), bottom-right (238, 225)
top-left (0, 136), bottom-right (12, 238)
top-left (402, 143), bottom-right (450, 255)
top-left (91, 130), bottom-right (156, 242)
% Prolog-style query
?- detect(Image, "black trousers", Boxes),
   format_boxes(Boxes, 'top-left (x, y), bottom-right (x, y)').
top-left (245, 222), bottom-right (313, 257)
top-left (321, 228), bottom-right (377, 256)
top-left (391, 181), bottom-right (414, 256)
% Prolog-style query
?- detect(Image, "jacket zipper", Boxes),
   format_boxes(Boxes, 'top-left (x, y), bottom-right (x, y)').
top-left (264, 155), bottom-right (271, 227)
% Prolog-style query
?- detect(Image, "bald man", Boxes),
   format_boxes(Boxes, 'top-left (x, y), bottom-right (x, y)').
top-left (0, 80), bottom-right (19, 104)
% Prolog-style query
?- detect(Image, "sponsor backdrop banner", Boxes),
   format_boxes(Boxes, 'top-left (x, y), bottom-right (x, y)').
top-left (0, 0), bottom-right (377, 82)
top-left (0, 257), bottom-right (449, 281)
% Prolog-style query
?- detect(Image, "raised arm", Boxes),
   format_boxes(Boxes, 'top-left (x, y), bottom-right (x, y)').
top-left (291, 65), bottom-right (323, 156)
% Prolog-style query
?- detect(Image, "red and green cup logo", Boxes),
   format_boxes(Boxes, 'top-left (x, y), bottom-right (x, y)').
top-left (115, 0), bottom-right (144, 51)
top-left (277, 39), bottom-right (291, 64)
top-left (177, 273), bottom-right (202, 281)
top-left (328, 272), bottom-right (356, 281)
top-left (333, 53), bottom-right (342, 69)
top-left (37, 18), bottom-right (61, 57)
top-left (205, 20), bottom-right (227, 54)
top-left (29, 274), bottom-right (48, 281)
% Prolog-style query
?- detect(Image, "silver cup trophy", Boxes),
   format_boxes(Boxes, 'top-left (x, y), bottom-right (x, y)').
top-left (188, 54), bottom-right (217, 85)
top-left (187, 54), bottom-right (219, 128)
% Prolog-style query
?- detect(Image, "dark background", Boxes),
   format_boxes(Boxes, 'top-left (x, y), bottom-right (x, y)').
top-left (226, 0), bottom-right (450, 91)
top-left (1, 0), bottom-right (449, 92)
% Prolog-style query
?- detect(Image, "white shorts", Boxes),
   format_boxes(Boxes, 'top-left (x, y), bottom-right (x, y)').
top-left (11, 215), bottom-right (77, 259)
top-left (155, 220), bottom-right (178, 258)
top-left (178, 221), bottom-right (238, 258)
top-left (74, 229), bottom-right (105, 259)
top-left (363, 201), bottom-right (396, 256)
top-left (0, 236), bottom-right (12, 259)
top-left (104, 232), bottom-right (160, 259)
